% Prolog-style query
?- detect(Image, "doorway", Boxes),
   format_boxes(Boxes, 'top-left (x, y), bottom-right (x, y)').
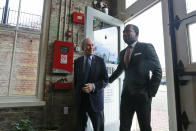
top-left (85, 2), bottom-right (170, 130)
top-left (126, 2), bottom-right (169, 131)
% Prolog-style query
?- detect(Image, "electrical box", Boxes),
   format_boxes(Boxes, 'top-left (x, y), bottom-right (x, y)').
top-left (53, 40), bottom-right (74, 73)
top-left (72, 12), bottom-right (85, 24)
top-left (54, 82), bottom-right (72, 90)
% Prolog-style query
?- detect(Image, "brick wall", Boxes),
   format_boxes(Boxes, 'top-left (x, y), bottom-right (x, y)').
top-left (44, 0), bottom-right (92, 130)
top-left (0, 107), bottom-right (44, 131)
top-left (0, 31), bottom-right (14, 96)
top-left (0, 31), bottom-right (40, 95)
top-left (0, 0), bottom-right (112, 131)
top-left (13, 32), bottom-right (40, 95)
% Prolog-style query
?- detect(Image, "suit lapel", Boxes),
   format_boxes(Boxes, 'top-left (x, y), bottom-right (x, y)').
top-left (79, 55), bottom-right (96, 83)
top-left (78, 56), bottom-right (85, 80)
top-left (121, 49), bottom-right (126, 68)
top-left (130, 42), bottom-right (141, 59)
top-left (126, 42), bottom-right (142, 67)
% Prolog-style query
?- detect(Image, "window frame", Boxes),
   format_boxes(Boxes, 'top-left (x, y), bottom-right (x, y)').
top-left (0, 0), bottom-right (51, 107)
top-left (173, 0), bottom-right (196, 72)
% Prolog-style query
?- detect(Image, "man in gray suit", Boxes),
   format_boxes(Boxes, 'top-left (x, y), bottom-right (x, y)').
top-left (109, 24), bottom-right (162, 131)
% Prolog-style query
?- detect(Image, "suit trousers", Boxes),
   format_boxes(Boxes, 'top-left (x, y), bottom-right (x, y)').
top-left (120, 94), bottom-right (152, 131)
top-left (76, 93), bottom-right (104, 131)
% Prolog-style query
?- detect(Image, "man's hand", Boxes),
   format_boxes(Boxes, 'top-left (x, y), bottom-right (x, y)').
top-left (82, 83), bottom-right (94, 93)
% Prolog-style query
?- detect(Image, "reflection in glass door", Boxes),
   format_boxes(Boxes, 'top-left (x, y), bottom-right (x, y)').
top-left (94, 23), bottom-right (120, 131)
top-left (94, 26), bottom-right (118, 64)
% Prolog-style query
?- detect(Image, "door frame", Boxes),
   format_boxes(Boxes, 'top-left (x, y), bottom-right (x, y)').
top-left (84, 6), bottom-right (124, 131)
top-left (171, 0), bottom-right (196, 131)
top-left (84, 6), bottom-right (124, 52)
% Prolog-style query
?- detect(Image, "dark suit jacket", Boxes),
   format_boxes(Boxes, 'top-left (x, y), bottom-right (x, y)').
top-left (74, 55), bottom-right (108, 112)
top-left (109, 42), bottom-right (162, 98)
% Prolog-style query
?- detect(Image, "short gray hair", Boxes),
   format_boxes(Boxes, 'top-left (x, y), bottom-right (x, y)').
top-left (81, 38), bottom-right (93, 50)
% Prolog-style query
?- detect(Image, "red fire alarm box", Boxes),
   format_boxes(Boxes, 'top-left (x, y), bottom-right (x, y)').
top-left (54, 82), bottom-right (72, 90)
top-left (72, 12), bottom-right (85, 24)
top-left (53, 40), bottom-right (74, 73)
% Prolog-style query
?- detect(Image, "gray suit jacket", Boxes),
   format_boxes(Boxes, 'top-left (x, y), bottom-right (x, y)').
top-left (109, 42), bottom-right (162, 98)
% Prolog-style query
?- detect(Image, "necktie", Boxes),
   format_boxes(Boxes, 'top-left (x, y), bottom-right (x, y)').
top-left (84, 56), bottom-right (91, 82)
top-left (124, 46), bottom-right (132, 68)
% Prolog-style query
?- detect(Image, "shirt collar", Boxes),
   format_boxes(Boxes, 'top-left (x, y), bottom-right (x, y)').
top-left (84, 55), bottom-right (93, 60)
top-left (131, 41), bottom-right (137, 48)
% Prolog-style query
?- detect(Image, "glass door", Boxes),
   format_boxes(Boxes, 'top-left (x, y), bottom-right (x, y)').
top-left (85, 6), bottom-right (124, 131)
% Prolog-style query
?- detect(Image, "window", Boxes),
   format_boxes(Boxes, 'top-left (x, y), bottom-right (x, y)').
top-left (126, 0), bottom-right (138, 8)
top-left (173, 0), bottom-right (196, 70)
top-left (0, 0), bottom-right (45, 106)
top-left (187, 23), bottom-right (196, 63)
top-left (185, 0), bottom-right (196, 13)
top-left (1, 0), bottom-right (43, 30)
top-left (0, 0), bottom-right (6, 20)
top-left (118, 0), bottom-right (158, 21)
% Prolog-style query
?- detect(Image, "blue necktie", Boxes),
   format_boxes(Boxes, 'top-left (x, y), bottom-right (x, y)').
top-left (84, 56), bottom-right (91, 82)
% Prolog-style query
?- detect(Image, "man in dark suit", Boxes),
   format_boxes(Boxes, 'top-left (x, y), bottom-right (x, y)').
top-left (109, 24), bottom-right (162, 131)
top-left (74, 38), bottom-right (108, 131)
